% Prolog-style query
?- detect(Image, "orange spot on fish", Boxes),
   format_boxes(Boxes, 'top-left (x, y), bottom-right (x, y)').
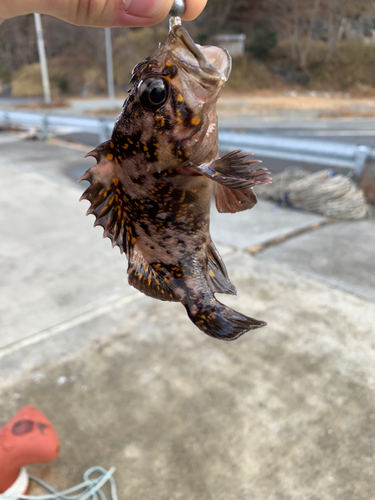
top-left (156, 115), bottom-right (165, 127)
top-left (107, 153), bottom-right (113, 160)
top-left (191, 116), bottom-right (200, 125)
top-left (177, 93), bottom-right (184, 103)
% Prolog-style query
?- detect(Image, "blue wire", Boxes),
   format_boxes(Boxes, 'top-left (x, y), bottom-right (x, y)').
top-left (0, 467), bottom-right (117, 500)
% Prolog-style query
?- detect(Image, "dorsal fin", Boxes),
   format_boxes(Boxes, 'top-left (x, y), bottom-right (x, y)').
top-left (79, 143), bottom-right (134, 258)
top-left (207, 239), bottom-right (236, 295)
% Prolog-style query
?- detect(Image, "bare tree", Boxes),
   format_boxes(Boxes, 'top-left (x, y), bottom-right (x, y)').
top-left (290, 0), bottom-right (322, 69)
top-left (324, 0), bottom-right (373, 62)
top-left (0, 15), bottom-right (37, 73)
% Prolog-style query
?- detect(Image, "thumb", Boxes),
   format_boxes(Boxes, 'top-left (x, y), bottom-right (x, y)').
top-left (0, 0), bottom-right (207, 27)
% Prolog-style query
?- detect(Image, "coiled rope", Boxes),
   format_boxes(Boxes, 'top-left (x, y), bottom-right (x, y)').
top-left (256, 167), bottom-right (370, 220)
top-left (0, 467), bottom-right (117, 500)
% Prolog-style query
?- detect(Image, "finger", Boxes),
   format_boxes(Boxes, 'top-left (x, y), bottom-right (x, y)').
top-left (45, 0), bottom-right (175, 28)
top-left (0, 0), bottom-right (207, 27)
top-left (0, 0), bottom-right (175, 27)
top-left (182, 0), bottom-right (207, 21)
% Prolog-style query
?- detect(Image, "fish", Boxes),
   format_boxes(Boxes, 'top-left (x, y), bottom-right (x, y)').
top-left (79, 25), bottom-right (272, 341)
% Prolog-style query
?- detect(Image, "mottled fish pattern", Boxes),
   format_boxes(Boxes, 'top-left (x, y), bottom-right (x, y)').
top-left (79, 25), bottom-right (271, 340)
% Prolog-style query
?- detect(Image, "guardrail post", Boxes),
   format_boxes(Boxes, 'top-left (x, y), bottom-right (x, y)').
top-left (98, 119), bottom-right (109, 143)
top-left (1, 111), bottom-right (10, 129)
top-left (354, 145), bottom-right (370, 181)
top-left (41, 115), bottom-right (49, 140)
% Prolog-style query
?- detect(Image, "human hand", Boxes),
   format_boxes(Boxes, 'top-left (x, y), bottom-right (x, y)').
top-left (0, 0), bottom-right (207, 27)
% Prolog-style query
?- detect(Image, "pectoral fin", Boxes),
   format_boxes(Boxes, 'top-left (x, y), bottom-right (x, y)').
top-left (191, 150), bottom-right (271, 214)
top-left (214, 184), bottom-right (258, 213)
top-left (191, 150), bottom-right (272, 190)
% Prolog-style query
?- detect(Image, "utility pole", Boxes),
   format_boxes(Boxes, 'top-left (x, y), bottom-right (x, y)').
top-left (34, 13), bottom-right (51, 104)
top-left (104, 28), bottom-right (115, 104)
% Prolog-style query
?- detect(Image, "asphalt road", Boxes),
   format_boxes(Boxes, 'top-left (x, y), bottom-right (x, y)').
top-left (59, 129), bottom-right (346, 180)
top-left (57, 117), bottom-right (373, 178)
top-left (2, 95), bottom-right (374, 176)
top-left (219, 118), bottom-right (375, 148)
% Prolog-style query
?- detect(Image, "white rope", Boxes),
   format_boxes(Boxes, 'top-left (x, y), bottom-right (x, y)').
top-left (0, 467), bottom-right (117, 500)
top-left (256, 167), bottom-right (370, 219)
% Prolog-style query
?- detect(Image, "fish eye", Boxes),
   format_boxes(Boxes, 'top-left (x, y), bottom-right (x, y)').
top-left (138, 77), bottom-right (169, 110)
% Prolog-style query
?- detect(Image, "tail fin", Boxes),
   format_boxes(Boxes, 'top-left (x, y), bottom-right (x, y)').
top-left (185, 298), bottom-right (266, 341)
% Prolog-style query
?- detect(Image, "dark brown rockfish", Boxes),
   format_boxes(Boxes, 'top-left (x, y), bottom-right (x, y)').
top-left (79, 25), bottom-right (271, 341)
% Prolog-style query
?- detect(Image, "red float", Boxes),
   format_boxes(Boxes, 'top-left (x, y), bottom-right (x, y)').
top-left (0, 406), bottom-right (60, 493)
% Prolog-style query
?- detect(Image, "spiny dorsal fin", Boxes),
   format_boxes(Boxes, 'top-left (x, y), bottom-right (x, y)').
top-left (84, 140), bottom-right (112, 162)
top-left (79, 149), bottom-right (135, 258)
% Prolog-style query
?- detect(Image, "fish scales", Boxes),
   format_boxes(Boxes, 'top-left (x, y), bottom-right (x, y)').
top-left (79, 25), bottom-right (272, 340)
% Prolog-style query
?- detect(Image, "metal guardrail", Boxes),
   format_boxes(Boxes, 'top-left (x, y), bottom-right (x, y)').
top-left (0, 109), bottom-right (114, 143)
top-left (219, 131), bottom-right (373, 178)
top-left (0, 109), bottom-right (373, 178)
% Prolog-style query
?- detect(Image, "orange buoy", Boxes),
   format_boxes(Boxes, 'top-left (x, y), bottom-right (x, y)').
top-left (0, 406), bottom-right (60, 493)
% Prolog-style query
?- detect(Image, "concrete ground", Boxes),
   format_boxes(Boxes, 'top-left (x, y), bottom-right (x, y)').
top-left (1, 133), bottom-right (375, 500)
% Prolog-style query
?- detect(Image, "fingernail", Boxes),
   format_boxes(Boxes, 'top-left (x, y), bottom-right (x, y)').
top-left (123, 0), bottom-right (164, 18)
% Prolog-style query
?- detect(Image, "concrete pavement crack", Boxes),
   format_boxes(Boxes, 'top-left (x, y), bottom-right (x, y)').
top-left (246, 218), bottom-right (335, 254)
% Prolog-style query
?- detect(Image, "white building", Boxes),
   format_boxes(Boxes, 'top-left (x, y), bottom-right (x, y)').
top-left (213, 34), bottom-right (246, 57)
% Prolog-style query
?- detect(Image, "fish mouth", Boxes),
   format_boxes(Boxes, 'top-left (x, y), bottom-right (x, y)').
top-left (168, 26), bottom-right (231, 88)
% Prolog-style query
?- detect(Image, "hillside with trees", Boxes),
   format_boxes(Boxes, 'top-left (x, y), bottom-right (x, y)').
top-left (0, 0), bottom-right (374, 97)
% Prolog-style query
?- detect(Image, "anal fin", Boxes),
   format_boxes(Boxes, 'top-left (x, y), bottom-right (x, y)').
top-left (207, 239), bottom-right (236, 295)
top-left (128, 262), bottom-right (178, 302)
